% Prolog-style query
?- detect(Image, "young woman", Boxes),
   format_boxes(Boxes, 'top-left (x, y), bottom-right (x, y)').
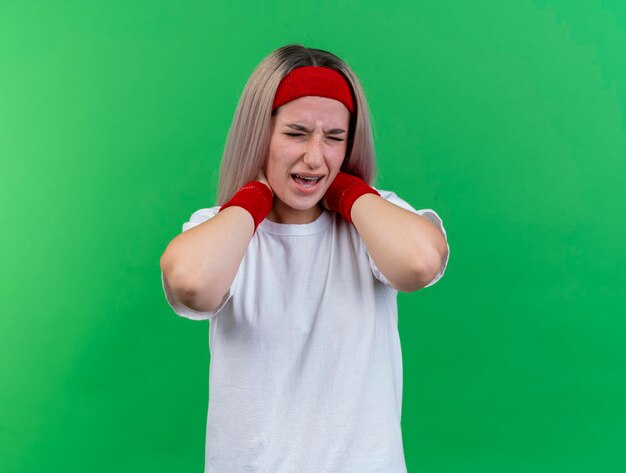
top-left (160, 44), bottom-right (450, 473)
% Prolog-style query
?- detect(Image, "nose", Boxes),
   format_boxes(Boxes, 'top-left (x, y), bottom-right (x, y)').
top-left (302, 136), bottom-right (324, 169)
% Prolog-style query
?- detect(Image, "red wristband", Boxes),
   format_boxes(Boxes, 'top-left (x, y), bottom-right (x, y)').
top-left (218, 181), bottom-right (274, 233)
top-left (323, 172), bottom-right (380, 224)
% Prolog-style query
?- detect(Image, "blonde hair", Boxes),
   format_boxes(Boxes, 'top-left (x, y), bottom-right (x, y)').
top-left (216, 44), bottom-right (377, 205)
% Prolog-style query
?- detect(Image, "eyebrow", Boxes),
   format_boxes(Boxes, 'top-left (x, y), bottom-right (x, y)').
top-left (284, 123), bottom-right (346, 135)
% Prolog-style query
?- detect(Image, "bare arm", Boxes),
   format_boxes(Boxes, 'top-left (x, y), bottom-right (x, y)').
top-left (160, 171), bottom-right (272, 312)
top-left (350, 193), bottom-right (448, 292)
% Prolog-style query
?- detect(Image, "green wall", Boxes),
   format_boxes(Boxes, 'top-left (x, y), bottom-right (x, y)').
top-left (1, 1), bottom-right (624, 472)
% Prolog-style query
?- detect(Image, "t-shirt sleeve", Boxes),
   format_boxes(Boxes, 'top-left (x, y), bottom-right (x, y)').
top-left (364, 188), bottom-right (450, 290)
top-left (161, 206), bottom-right (240, 320)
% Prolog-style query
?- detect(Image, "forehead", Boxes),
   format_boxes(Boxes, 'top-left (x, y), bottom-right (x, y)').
top-left (274, 96), bottom-right (350, 124)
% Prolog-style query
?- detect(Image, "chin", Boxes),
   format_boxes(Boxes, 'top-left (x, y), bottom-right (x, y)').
top-left (277, 193), bottom-right (320, 211)
top-left (287, 200), bottom-right (321, 211)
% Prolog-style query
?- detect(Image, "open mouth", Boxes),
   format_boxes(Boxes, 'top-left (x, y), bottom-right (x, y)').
top-left (291, 174), bottom-right (324, 189)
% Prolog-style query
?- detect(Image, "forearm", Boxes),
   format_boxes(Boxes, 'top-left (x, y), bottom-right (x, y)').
top-left (351, 194), bottom-right (448, 292)
top-left (160, 206), bottom-right (254, 311)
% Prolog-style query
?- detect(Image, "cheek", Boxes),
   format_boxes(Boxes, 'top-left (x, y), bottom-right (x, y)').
top-left (325, 157), bottom-right (345, 184)
top-left (266, 141), bottom-right (293, 169)
top-left (329, 149), bottom-right (345, 170)
top-left (264, 153), bottom-right (289, 189)
top-left (266, 157), bottom-right (287, 181)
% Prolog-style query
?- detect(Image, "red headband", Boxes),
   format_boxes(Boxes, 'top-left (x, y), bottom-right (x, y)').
top-left (272, 66), bottom-right (355, 114)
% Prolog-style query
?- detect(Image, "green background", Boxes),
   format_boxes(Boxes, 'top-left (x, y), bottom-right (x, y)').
top-left (1, 1), bottom-right (624, 472)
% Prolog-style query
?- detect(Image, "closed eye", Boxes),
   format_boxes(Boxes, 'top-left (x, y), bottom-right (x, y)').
top-left (284, 133), bottom-right (344, 141)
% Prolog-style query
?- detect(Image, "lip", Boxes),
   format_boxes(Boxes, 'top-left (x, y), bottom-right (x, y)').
top-left (290, 174), bottom-right (324, 194)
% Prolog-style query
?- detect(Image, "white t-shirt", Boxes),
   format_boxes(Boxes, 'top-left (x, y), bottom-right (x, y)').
top-left (161, 189), bottom-right (450, 473)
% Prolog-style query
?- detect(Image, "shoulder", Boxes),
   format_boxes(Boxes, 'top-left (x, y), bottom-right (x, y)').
top-left (372, 187), bottom-right (418, 213)
top-left (372, 187), bottom-right (447, 235)
top-left (181, 206), bottom-right (221, 232)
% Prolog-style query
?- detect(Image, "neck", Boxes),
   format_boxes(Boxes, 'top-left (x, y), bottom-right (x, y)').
top-left (266, 202), bottom-right (324, 224)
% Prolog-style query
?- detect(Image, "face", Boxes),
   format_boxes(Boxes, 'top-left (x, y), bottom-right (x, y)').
top-left (264, 95), bottom-right (350, 224)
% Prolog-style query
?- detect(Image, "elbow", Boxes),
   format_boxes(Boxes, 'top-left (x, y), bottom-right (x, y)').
top-left (416, 246), bottom-right (447, 290)
top-left (162, 264), bottom-right (197, 305)
top-left (161, 258), bottom-right (223, 313)
top-left (418, 232), bottom-right (448, 283)
top-left (397, 249), bottom-right (444, 293)
top-left (174, 280), bottom-right (203, 310)
top-left (399, 226), bottom-right (449, 292)
top-left (166, 271), bottom-right (223, 313)
top-left (184, 288), bottom-right (223, 313)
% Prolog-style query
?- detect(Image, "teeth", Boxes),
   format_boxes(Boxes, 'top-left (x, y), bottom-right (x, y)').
top-left (295, 175), bottom-right (321, 181)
